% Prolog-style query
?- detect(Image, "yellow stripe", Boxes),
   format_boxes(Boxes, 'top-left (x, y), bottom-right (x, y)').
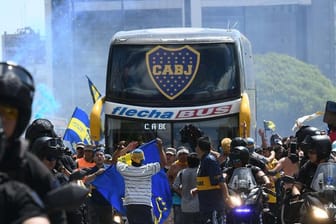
top-left (197, 176), bottom-right (220, 191)
top-left (68, 117), bottom-right (91, 142)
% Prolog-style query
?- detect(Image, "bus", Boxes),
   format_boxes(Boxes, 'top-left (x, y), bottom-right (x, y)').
top-left (90, 28), bottom-right (256, 152)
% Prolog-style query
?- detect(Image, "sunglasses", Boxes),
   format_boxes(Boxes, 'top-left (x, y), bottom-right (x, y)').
top-left (0, 105), bottom-right (18, 120)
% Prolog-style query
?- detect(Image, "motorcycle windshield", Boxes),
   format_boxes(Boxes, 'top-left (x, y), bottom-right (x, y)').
top-left (311, 162), bottom-right (336, 192)
top-left (228, 167), bottom-right (257, 191)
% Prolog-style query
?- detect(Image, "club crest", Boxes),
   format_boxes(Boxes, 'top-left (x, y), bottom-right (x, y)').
top-left (146, 45), bottom-right (200, 100)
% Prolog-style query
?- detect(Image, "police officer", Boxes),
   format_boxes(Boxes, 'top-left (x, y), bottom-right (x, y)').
top-left (0, 61), bottom-right (66, 223)
top-left (0, 113), bottom-right (50, 224)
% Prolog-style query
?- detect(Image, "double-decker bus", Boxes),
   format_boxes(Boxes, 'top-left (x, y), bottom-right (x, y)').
top-left (91, 28), bottom-right (256, 152)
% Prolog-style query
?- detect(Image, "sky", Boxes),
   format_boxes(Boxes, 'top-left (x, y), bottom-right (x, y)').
top-left (0, 0), bottom-right (45, 59)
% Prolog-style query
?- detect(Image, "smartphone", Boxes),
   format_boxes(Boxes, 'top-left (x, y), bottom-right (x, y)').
top-left (290, 142), bottom-right (297, 154)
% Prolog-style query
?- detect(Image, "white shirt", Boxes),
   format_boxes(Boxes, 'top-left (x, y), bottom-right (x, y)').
top-left (116, 161), bottom-right (161, 206)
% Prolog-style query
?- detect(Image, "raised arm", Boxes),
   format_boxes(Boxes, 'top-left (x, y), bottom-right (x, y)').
top-left (111, 141), bottom-right (138, 165)
top-left (156, 138), bottom-right (167, 168)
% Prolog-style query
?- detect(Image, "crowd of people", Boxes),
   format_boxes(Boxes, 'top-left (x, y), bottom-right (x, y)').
top-left (2, 60), bottom-right (336, 224)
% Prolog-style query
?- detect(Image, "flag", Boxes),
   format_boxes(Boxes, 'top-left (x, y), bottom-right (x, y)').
top-left (292, 111), bottom-right (324, 132)
top-left (263, 120), bottom-right (276, 131)
top-left (92, 139), bottom-right (172, 224)
top-left (86, 75), bottom-right (102, 104)
top-left (63, 107), bottom-right (91, 145)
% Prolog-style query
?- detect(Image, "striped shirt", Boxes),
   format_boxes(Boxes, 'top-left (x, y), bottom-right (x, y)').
top-left (116, 161), bottom-right (161, 207)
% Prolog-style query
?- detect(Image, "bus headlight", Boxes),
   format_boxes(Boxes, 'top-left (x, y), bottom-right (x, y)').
top-left (312, 206), bottom-right (329, 219)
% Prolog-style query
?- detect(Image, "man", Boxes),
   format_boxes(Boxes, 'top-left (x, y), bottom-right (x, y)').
top-left (167, 146), bottom-right (189, 224)
top-left (191, 136), bottom-right (230, 224)
top-left (0, 112), bottom-right (49, 224)
top-left (0, 61), bottom-right (66, 223)
top-left (84, 146), bottom-right (113, 224)
top-left (164, 147), bottom-right (177, 172)
top-left (76, 144), bottom-right (95, 169)
top-left (173, 152), bottom-right (201, 224)
top-left (112, 138), bottom-right (166, 224)
top-left (74, 142), bottom-right (85, 160)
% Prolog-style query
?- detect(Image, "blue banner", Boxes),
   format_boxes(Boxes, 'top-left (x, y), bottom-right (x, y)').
top-left (92, 139), bottom-right (172, 224)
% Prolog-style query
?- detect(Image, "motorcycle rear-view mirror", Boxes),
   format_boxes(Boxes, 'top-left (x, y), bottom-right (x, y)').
top-left (45, 182), bottom-right (89, 211)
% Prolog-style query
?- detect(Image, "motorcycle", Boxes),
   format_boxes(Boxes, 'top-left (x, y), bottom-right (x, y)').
top-left (225, 167), bottom-right (273, 224)
top-left (299, 162), bottom-right (336, 224)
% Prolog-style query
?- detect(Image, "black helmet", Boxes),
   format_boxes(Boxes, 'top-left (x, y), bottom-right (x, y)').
top-left (25, 118), bottom-right (57, 149)
top-left (230, 137), bottom-right (247, 150)
top-left (296, 126), bottom-right (323, 146)
top-left (31, 136), bottom-right (65, 160)
top-left (230, 146), bottom-right (250, 165)
top-left (0, 62), bottom-right (34, 139)
top-left (302, 135), bottom-right (331, 161)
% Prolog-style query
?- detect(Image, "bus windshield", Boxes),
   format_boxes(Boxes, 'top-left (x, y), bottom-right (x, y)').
top-left (106, 115), bottom-right (239, 151)
top-left (106, 43), bottom-right (240, 107)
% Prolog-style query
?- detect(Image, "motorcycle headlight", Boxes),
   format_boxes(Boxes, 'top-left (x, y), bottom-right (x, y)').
top-left (230, 195), bottom-right (242, 207)
top-left (113, 215), bottom-right (122, 224)
top-left (312, 206), bottom-right (329, 219)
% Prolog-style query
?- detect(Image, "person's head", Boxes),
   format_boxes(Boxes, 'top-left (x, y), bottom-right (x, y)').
top-left (245, 137), bottom-right (255, 153)
top-left (295, 126), bottom-right (323, 151)
top-left (25, 118), bottom-right (58, 150)
top-left (230, 137), bottom-right (247, 150)
top-left (303, 135), bottom-right (331, 164)
top-left (270, 133), bottom-right (282, 146)
top-left (262, 146), bottom-right (273, 157)
top-left (31, 136), bottom-right (65, 170)
top-left (176, 146), bottom-right (189, 163)
top-left (76, 142), bottom-right (85, 158)
top-left (196, 136), bottom-right (211, 157)
top-left (93, 147), bottom-right (105, 166)
top-left (165, 147), bottom-right (177, 165)
top-left (83, 144), bottom-right (95, 161)
top-left (187, 152), bottom-right (200, 168)
top-left (220, 137), bottom-right (232, 155)
top-left (229, 146), bottom-right (250, 167)
top-left (131, 148), bottom-right (145, 166)
top-left (0, 62), bottom-right (34, 140)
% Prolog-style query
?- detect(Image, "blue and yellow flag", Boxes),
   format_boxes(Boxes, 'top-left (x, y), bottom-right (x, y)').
top-left (263, 120), bottom-right (276, 132)
top-left (92, 139), bottom-right (172, 224)
top-left (63, 107), bottom-right (91, 145)
top-left (86, 75), bottom-right (102, 104)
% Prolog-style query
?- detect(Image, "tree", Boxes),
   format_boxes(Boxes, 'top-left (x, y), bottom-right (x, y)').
top-left (254, 53), bottom-right (336, 136)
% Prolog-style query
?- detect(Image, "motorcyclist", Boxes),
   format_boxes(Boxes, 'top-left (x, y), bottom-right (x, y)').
top-left (224, 146), bottom-right (271, 187)
top-left (223, 146), bottom-right (274, 223)
top-left (295, 125), bottom-right (324, 167)
top-left (30, 137), bottom-right (68, 184)
top-left (293, 134), bottom-right (332, 195)
top-left (25, 119), bottom-right (76, 177)
top-left (279, 134), bottom-right (332, 223)
top-left (0, 61), bottom-right (66, 223)
top-left (0, 112), bottom-right (50, 224)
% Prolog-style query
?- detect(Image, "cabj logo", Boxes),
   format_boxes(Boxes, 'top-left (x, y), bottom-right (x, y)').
top-left (146, 45), bottom-right (200, 100)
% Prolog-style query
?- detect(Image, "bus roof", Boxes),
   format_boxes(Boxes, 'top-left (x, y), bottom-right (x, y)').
top-left (111, 28), bottom-right (245, 45)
